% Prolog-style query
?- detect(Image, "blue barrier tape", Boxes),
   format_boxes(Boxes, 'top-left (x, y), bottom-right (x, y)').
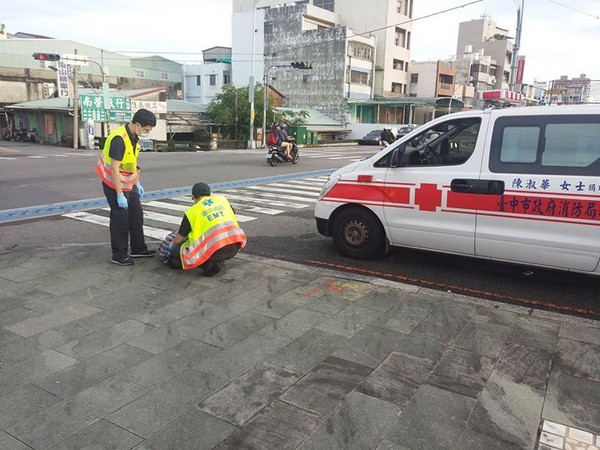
top-left (0, 169), bottom-right (334, 224)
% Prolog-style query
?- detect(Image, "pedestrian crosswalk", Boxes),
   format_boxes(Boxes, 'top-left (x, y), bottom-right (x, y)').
top-left (63, 176), bottom-right (329, 241)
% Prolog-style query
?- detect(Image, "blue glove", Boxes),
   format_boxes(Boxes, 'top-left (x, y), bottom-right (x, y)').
top-left (136, 181), bottom-right (144, 198)
top-left (116, 193), bottom-right (128, 209)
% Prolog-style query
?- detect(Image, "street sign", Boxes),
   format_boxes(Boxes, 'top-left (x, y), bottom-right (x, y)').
top-left (80, 94), bottom-right (132, 122)
top-left (56, 61), bottom-right (74, 98)
top-left (61, 53), bottom-right (89, 66)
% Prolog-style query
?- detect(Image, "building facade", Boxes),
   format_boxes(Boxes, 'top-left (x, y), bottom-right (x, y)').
top-left (183, 47), bottom-right (232, 106)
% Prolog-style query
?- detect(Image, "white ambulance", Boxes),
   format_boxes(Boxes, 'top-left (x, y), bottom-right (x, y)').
top-left (315, 105), bottom-right (600, 275)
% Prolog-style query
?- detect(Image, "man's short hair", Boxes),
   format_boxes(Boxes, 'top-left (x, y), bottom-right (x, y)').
top-left (192, 182), bottom-right (211, 198)
top-left (132, 108), bottom-right (157, 127)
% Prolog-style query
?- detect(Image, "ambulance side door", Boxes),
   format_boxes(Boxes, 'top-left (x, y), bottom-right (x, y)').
top-left (476, 113), bottom-right (600, 272)
top-left (382, 116), bottom-right (488, 255)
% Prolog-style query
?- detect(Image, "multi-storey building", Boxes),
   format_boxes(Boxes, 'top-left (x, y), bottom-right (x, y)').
top-left (548, 74), bottom-right (598, 104)
top-left (183, 47), bottom-right (232, 106)
top-left (456, 14), bottom-right (513, 92)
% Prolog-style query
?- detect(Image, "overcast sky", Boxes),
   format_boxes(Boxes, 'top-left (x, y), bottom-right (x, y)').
top-left (3, 0), bottom-right (599, 83)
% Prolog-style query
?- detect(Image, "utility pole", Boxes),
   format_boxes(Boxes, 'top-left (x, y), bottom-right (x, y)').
top-left (509, 0), bottom-right (524, 91)
top-left (72, 49), bottom-right (78, 149)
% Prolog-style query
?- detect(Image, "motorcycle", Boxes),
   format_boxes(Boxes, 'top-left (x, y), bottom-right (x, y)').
top-left (266, 141), bottom-right (299, 166)
top-left (14, 128), bottom-right (37, 142)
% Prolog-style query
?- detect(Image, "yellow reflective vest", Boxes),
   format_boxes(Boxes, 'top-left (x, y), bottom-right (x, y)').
top-left (180, 195), bottom-right (247, 269)
top-left (95, 125), bottom-right (139, 191)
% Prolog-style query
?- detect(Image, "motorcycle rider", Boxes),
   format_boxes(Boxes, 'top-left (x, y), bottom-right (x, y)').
top-left (276, 123), bottom-right (295, 161)
top-left (379, 126), bottom-right (395, 148)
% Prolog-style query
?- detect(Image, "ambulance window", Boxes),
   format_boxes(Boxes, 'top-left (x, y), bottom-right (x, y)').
top-left (499, 127), bottom-right (540, 163)
top-left (543, 123), bottom-right (600, 167)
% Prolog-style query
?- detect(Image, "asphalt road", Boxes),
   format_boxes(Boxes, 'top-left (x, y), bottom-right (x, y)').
top-left (2, 140), bottom-right (599, 320)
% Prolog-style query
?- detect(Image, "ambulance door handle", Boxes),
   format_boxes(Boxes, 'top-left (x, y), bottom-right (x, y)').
top-left (451, 179), bottom-right (505, 195)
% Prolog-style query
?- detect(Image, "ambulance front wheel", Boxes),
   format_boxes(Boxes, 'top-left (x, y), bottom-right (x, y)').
top-left (332, 207), bottom-right (385, 259)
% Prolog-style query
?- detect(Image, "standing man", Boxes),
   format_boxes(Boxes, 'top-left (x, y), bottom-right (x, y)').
top-left (160, 182), bottom-right (247, 277)
top-left (95, 108), bottom-right (157, 266)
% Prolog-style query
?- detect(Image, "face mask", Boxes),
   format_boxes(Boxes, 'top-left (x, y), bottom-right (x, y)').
top-left (138, 124), bottom-right (150, 138)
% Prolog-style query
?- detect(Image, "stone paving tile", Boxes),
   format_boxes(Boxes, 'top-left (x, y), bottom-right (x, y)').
top-left (453, 320), bottom-right (515, 358)
top-left (121, 339), bottom-right (221, 389)
top-left (371, 302), bottom-right (432, 334)
top-left (280, 355), bottom-right (371, 418)
top-left (126, 325), bottom-right (191, 355)
top-left (250, 296), bottom-right (306, 319)
top-left (265, 328), bottom-right (346, 374)
top-left (0, 265), bottom-right (50, 283)
top-left (298, 391), bottom-right (401, 450)
top-left (333, 325), bottom-right (447, 369)
top-left (6, 375), bottom-right (149, 449)
top-left (5, 303), bottom-right (102, 338)
top-left (199, 362), bottom-right (300, 426)
top-left (134, 296), bottom-right (216, 327)
top-left (197, 311), bottom-right (276, 348)
top-left (259, 308), bottom-right (331, 342)
top-left (352, 288), bottom-right (403, 312)
top-left (0, 383), bottom-right (61, 428)
top-left (553, 338), bottom-right (600, 382)
top-left (507, 316), bottom-right (560, 351)
top-left (0, 430), bottom-right (31, 450)
top-left (214, 399), bottom-right (321, 450)
top-left (196, 333), bottom-right (289, 382)
top-left (315, 306), bottom-right (380, 338)
top-left (136, 408), bottom-right (236, 450)
top-left (167, 312), bottom-right (219, 340)
top-left (34, 344), bottom-right (153, 399)
top-left (0, 349), bottom-right (77, 397)
top-left (49, 419), bottom-right (143, 450)
top-left (472, 307), bottom-right (518, 327)
top-left (558, 322), bottom-right (600, 346)
top-left (542, 371), bottom-right (600, 436)
top-left (467, 344), bottom-right (552, 448)
top-left (426, 348), bottom-right (496, 398)
top-left (383, 384), bottom-right (476, 449)
top-left (23, 286), bottom-right (110, 315)
top-left (196, 291), bottom-right (270, 324)
top-left (0, 327), bottom-right (21, 348)
top-left (54, 319), bottom-right (155, 360)
top-left (0, 306), bottom-right (41, 327)
top-left (82, 284), bottom-right (162, 310)
top-left (107, 370), bottom-right (228, 438)
top-left (357, 351), bottom-right (435, 407)
top-left (412, 301), bottom-right (476, 344)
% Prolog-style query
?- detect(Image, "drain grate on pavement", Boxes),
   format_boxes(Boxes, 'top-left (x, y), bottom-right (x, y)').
top-left (537, 419), bottom-right (600, 450)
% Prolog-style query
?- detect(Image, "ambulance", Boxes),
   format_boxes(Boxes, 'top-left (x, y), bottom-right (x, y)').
top-left (315, 105), bottom-right (600, 275)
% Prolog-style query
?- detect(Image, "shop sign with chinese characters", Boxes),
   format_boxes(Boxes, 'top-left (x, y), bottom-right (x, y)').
top-left (79, 94), bottom-right (132, 122)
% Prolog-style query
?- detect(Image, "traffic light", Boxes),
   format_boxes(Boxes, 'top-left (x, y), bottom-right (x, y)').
top-left (32, 53), bottom-right (61, 61)
top-left (291, 61), bottom-right (313, 70)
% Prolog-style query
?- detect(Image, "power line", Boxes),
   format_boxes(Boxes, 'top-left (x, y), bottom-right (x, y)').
top-left (545, 0), bottom-right (599, 19)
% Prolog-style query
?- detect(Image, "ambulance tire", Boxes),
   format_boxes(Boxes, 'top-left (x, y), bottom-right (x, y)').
top-left (332, 207), bottom-right (385, 259)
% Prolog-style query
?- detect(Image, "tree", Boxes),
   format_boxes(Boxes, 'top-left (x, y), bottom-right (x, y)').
top-left (206, 84), bottom-right (310, 140)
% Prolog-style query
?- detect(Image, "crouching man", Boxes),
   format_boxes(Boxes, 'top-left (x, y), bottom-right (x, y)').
top-left (160, 182), bottom-right (247, 276)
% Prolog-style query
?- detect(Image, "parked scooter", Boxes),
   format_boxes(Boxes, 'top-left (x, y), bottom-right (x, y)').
top-left (266, 141), bottom-right (299, 166)
top-left (14, 128), bottom-right (38, 142)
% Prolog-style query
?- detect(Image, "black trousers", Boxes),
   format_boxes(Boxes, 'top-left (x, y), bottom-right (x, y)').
top-left (167, 242), bottom-right (241, 270)
top-left (102, 182), bottom-right (147, 259)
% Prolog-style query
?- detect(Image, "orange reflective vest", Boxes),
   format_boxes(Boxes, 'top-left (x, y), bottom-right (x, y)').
top-left (95, 125), bottom-right (139, 191)
top-left (180, 195), bottom-right (247, 270)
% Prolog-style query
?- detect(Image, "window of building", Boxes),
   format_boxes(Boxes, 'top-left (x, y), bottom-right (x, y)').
top-left (134, 69), bottom-right (145, 78)
top-left (348, 42), bottom-right (374, 61)
top-left (393, 59), bottom-right (406, 71)
top-left (410, 73), bottom-right (419, 83)
top-left (396, 0), bottom-right (403, 13)
top-left (223, 72), bottom-right (231, 85)
top-left (160, 72), bottom-right (169, 80)
top-left (209, 74), bottom-right (217, 86)
top-left (394, 28), bottom-right (405, 47)
top-left (392, 82), bottom-right (403, 93)
top-left (313, 0), bottom-right (334, 11)
top-left (350, 70), bottom-right (370, 86)
top-left (196, 75), bottom-right (201, 86)
top-left (303, 74), bottom-right (311, 84)
top-left (264, 22), bottom-right (273, 35)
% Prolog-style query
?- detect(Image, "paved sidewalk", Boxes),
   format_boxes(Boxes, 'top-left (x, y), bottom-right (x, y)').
top-left (1, 244), bottom-right (599, 449)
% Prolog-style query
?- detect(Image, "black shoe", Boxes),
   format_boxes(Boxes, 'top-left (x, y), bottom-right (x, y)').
top-left (130, 249), bottom-right (157, 258)
top-left (111, 255), bottom-right (134, 266)
top-left (202, 262), bottom-right (224, 277)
